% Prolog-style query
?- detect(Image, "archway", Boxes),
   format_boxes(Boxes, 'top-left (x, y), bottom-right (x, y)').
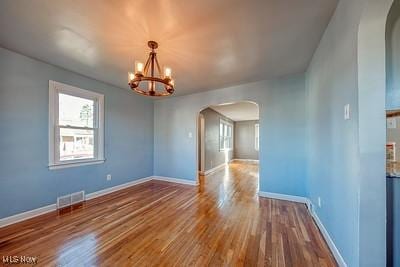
top-left (385, 1), bottom-right (400, 266)
top-left (196, 101), bottom-right (260, 191)
top-left (358, 0), bottom-right (394, 265)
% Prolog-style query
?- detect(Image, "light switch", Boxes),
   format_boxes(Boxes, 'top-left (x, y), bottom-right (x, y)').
top-left (188, 132), bottom-right (193, 138)
top-left (344, 104), bottom-right (350, 120)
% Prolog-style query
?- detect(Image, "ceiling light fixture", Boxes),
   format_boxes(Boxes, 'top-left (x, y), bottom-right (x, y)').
top-left (128, 41), bottom-right (174, 97)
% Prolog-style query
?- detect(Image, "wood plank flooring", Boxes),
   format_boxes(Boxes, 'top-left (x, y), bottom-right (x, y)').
top-left (0, 162), bottom-right (337, 266)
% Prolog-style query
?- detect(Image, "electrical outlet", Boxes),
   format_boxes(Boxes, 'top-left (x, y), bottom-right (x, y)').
top-left (318, 197), bottom-right (322, 208)
top-left (107, 174), bottom-right (112, 181)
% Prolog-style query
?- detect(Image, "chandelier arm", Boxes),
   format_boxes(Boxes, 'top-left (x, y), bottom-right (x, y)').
top-left (143, 55), bottom-right (151, 76)
top-left (150, 52), bottom-right (157, 92)
top-left (150, 53), bottom-right (155, 78)
top-left (154, 55), bottom-right (162, 77)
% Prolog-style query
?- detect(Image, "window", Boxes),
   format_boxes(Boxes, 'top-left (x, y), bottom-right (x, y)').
top-left (49, 81), bottom-right (104, 169)
top-left (219, 119), bottom-right (233, 151)
top-left (255, 123), bottom-right (259, 151)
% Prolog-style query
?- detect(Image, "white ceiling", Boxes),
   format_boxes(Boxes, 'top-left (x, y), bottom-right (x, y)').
top-left (210, 102), bottom-right (259, 121)
top-left (0, 0), bottom-right (337, 96)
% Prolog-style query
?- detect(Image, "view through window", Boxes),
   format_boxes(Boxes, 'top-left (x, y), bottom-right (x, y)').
top-left (59, 93), bottom-right (95, 161)
top-left (255, 123), bottom-right (259, 151)
top-left (219, 120), bottom-right (233, 151)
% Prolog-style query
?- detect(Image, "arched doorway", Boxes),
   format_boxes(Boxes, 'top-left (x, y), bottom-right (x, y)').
top-left (385, 1), bottom-right (400, 266)
top-left (196, 101), bottom-right (260, 194)
top-left (358, 0), bottom-right (394, 265)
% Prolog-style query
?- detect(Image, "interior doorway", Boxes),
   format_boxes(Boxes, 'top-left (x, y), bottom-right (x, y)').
top-left (386, 2), bottom-right (400, 266)
top-left (196, 101), bottom-right (260, 190)
top-left (198, 113), bottom-right (205, 175)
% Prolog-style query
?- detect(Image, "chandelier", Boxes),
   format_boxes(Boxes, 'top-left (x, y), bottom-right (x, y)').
top-left (128, 41), bottom-right (174, 97)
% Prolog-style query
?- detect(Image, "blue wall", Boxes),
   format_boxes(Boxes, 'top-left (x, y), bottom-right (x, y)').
top-left (154, 75), bottom-right (307, 196)
top-left (200, 108), bottom-right (234, 171)
top-left (305, 0), bottom-right (363, 266)
top-left (0, 47), bottom-right (154, 218)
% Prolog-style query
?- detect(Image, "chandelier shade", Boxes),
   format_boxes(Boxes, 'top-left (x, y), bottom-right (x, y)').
top-left (128, 41), bottom-right (174, 97)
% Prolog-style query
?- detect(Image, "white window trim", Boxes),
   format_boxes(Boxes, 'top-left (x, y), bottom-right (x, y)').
top-left (219, 119), bottom-right (233, 151)
top-left (49, 80), bottom-right (105, 170)
top-left (255, 123), bottom-right (260, 151)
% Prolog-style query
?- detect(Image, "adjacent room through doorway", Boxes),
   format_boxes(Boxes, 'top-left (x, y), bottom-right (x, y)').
top-left (197, 101), bottom-right (260, 194)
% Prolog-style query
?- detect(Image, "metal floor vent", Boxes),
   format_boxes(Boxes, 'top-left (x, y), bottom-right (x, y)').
top-left (57, 191), bottom-right (85, 209)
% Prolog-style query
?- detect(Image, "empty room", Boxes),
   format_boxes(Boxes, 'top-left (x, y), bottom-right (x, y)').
top-left (0, 0), bottom-right (397, 266)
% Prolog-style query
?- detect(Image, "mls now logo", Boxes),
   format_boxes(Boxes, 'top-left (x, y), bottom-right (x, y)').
top-left (2, 255), bottom-right (38, 265)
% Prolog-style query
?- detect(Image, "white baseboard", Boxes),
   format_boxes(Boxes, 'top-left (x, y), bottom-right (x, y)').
top-left (86, 176), bottom-right (153, 200)
top-left (0, 204), bottom-right (57, 228)
top-left (201, 160), bottom-right (257, 176)
top-left (231, 159), bottom-right (259, 163)
top-left (0, 175), bottom-right (196, 228)
top-left (310, 209), bottom-right (347, 267)
top-left (258, 191), bottom-right (311, 208)
top-left (259, 191), bottom-right (346, 267)
top-left (152, 176), bottom-right (198, 186)
top-left (204, 163), bottom-right (226, 175)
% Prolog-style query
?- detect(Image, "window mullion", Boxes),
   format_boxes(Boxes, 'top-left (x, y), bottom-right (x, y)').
top-left (58, 125), bottom-right (95, 131)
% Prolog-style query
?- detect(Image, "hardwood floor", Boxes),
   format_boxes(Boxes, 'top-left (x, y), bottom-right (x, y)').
top-left (0, 162), bottom-right (336, 266)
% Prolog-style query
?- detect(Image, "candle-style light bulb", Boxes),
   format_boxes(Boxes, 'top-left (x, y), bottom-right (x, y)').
top-left (135, 61), bottom-right (144, 75)
top-left (164, 67), bottom-right (172, 79)
top-left (128, 72), bottom-right (135, 82)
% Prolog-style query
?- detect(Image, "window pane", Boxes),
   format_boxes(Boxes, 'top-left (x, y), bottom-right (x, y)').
top-left (220, 123), bottom-right (223, 137)
top-left (60, 128), bottom-right (94, 161)
top-left (255, 124), bottom-right (259, 150)
top-left (227, 125), bottom-right (232, 137)
top-left (59, 93), bottom-right (94, 127)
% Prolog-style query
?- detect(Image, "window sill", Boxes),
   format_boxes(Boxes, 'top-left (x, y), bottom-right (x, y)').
top-left (49, 159), bottom-right (105, 170)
